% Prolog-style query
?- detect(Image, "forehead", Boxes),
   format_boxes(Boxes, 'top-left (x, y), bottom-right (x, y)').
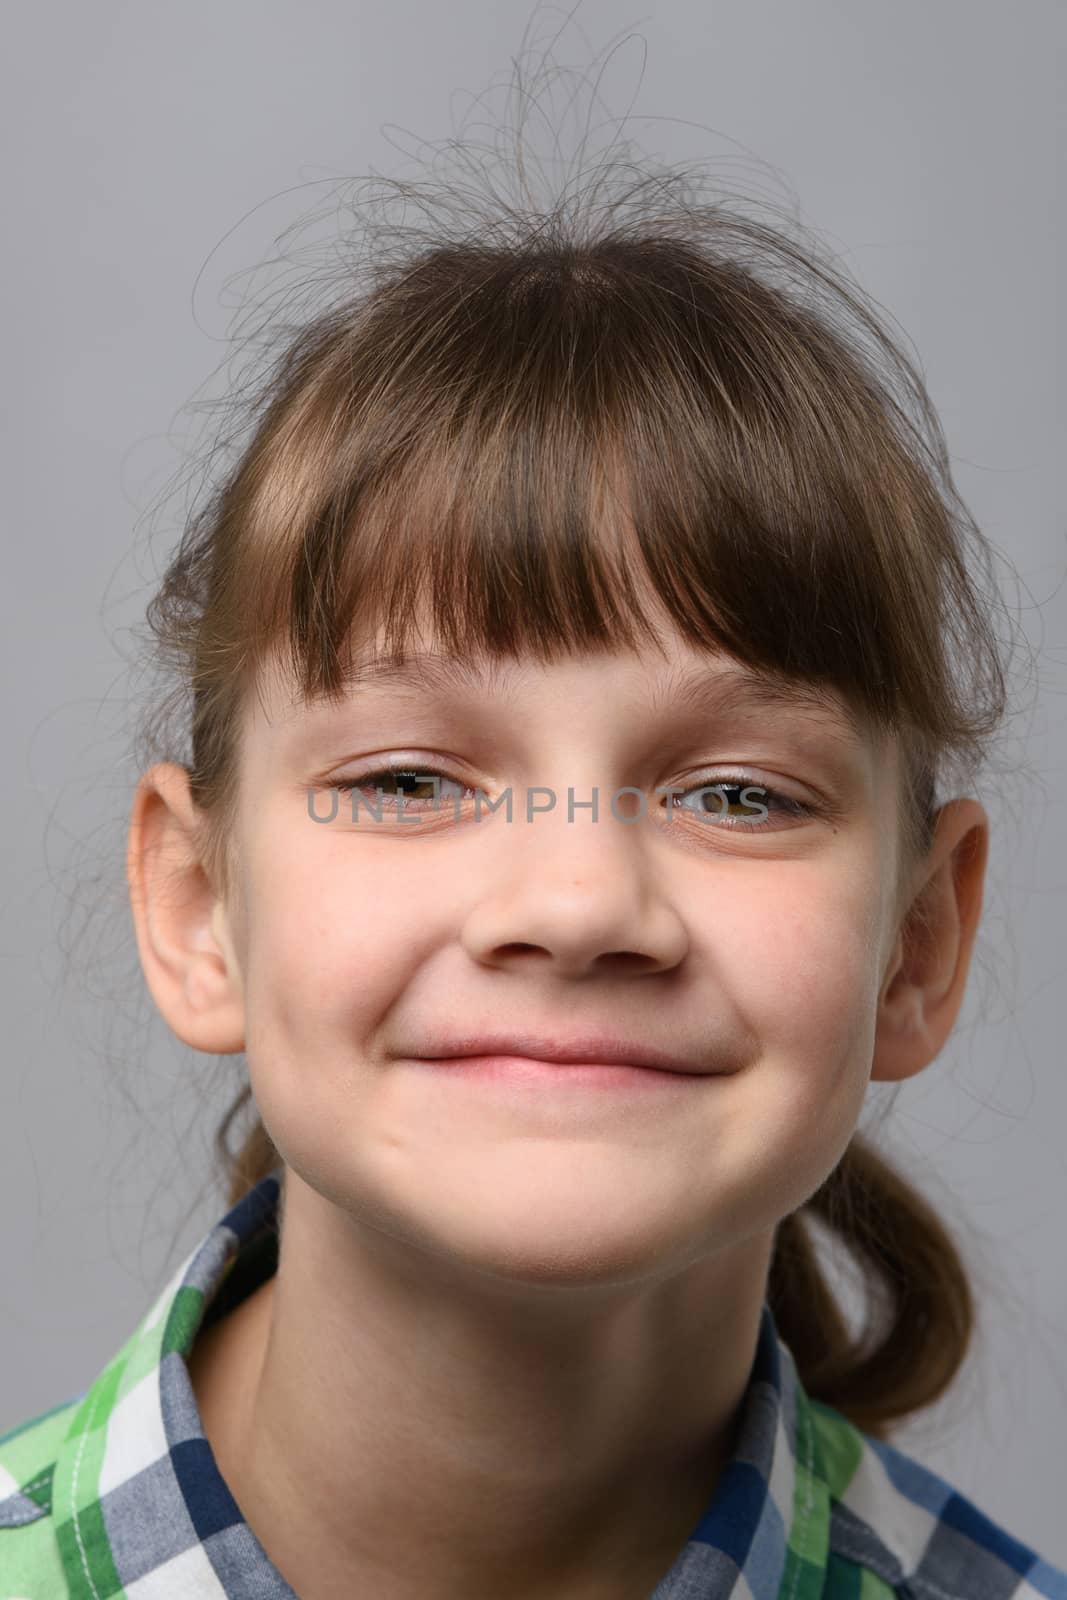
top-left (250, 626), bottom-right (876, 753)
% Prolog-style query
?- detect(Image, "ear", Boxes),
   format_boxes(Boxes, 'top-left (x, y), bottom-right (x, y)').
top-left (126, 762), bottom-right (246, 1054)
top-left (871, 798), bottom-right (989, 1083)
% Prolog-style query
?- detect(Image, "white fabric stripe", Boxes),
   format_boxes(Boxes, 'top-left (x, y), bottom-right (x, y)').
top-left (97, 1368), bottom-right (169, 1499)
top-left (835, 1436), bottom-right (940, 1578)
top-left (124, 1541), bottom-right (230, 1598)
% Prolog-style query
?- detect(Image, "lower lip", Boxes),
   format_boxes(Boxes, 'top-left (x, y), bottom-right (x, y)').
top-left (414, 1055), bottom-right (708, 1088)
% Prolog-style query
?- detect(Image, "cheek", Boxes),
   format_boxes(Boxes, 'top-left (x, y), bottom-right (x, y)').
top-left (715, 854), bottom-right (884, 1048)
top-left (238, 819), bottom-right (437, 1049)
top-left (235, 822), bottom-right (423, 1181)
top-left (698, 856), bottom-right (885, 1208)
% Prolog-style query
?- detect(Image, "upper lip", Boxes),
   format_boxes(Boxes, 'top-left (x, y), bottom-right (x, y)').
top-left (412, 1033), bottom-right (716, 1075)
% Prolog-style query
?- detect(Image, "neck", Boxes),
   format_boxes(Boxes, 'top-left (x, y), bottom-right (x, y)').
top-left (188, 1171), bottom-right (773, 1600)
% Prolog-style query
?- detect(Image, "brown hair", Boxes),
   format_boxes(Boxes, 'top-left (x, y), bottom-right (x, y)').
top-left (138, 145), bottom-right (1015, 1440)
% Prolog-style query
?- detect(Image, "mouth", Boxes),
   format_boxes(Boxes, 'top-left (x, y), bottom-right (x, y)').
top-left (411, 1033), bottom-right (717, 1077)
top-left (406, 1028), bottom-right (728, 1091)
top-left (410, 1055), bottom-right (707, 1090)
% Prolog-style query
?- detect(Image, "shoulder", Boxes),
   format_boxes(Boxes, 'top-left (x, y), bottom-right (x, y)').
top-left (809, 1399), bottom-right (1067, 1599)
top-left (0, 1394), bottom-right (83, 1597)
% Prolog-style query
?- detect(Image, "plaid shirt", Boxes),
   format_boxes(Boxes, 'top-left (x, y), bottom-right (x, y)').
top-left (2, 1168), bottom-right (1065, 1599)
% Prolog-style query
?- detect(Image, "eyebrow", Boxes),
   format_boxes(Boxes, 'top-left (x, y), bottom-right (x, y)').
top-left (337, 651), bottom-right (516, 699)
top-left (648, 665), bottom-right (867, 745)
top-left (331, 650), bottom-right (866, 743)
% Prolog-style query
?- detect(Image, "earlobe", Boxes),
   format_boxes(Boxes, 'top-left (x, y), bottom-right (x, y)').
top-left (126, 762), bottom-right (246, 1055)
top-left (870, 799), bottom-right (989, 1085)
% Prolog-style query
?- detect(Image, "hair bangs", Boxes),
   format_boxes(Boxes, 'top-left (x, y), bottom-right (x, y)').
top-left (250, 240), bottom-right (944, 755)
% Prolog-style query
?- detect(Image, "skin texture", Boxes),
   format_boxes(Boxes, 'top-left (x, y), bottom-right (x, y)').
top-left (128, 599), bottom-right (988, 1600)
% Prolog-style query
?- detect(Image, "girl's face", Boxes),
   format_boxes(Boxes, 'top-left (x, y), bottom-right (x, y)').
top-left (214, 609), bottom-right (907, 1292)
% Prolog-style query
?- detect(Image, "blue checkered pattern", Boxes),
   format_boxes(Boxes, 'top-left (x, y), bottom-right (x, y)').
top-left (2, 1169), bottom-right (1064, 1597)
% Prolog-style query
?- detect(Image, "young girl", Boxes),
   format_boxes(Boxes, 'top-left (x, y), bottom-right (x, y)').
top-left (1, 118), bottom-right (1064, 1600)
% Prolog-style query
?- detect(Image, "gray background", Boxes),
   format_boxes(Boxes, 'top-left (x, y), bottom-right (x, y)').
top-left (2, 0), bottom-right (1065, 1567)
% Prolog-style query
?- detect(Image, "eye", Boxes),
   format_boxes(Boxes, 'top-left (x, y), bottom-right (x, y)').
top-left (663, 775), bottom-right (814, 831)
top-left (329, 765), bottom-right (474, 811)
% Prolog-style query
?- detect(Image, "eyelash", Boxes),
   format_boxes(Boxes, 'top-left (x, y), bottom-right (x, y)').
top-left (325, 764), bottom-right (815, 831)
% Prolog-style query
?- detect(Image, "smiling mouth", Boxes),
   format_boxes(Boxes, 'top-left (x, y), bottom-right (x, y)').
top-left (410, 1032), bottom-right (715, 1075)
top-left (410, 1054), bottom-right (714, 1089)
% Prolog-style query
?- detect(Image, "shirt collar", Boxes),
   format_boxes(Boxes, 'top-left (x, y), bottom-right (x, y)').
top-left (50, 1168), bottom-right (830, 1599)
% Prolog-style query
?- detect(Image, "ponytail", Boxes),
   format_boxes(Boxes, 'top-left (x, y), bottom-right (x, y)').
top-left (769, 1135), bottom-right (973, 1438)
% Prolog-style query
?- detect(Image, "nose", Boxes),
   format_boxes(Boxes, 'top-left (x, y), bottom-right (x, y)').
top-left (456, 784), bottom-right (690, 978)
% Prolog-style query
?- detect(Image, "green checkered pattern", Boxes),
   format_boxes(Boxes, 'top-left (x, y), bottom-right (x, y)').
top-left (2, 1169), bottom-right (1064, 1598)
